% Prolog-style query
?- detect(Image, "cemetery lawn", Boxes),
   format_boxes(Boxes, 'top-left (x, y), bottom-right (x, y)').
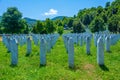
top-left (0, 36), bottom-right (120, 80)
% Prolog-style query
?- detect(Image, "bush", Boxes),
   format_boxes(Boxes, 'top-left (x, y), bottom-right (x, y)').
top-left (57, 26), bottom-right (64, 35)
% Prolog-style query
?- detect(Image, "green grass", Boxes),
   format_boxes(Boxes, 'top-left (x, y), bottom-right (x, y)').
top-left (0, 36), bottom-right (120, 80)
top-left (63, 30), bottom-right (72, 34)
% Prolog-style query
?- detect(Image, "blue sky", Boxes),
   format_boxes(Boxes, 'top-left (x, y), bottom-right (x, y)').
top-left (0, 0), bottom-right (114, 20)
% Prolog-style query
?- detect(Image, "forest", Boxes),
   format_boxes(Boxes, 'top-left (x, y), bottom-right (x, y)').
top-left (0, 0), bottom-right (120, 34)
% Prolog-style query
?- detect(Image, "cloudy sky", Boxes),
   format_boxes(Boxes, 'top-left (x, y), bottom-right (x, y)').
top-left (0, 0), bottom-right (114, 20)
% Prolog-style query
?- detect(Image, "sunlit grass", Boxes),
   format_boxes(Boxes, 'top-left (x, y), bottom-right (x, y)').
top-left (0, 36), bottom-right (120, 80)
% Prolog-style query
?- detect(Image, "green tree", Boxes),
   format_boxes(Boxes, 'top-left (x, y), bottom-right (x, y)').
top-left (62, 17), bottom-right (68, 28)
top-left (108, 15), bottom-right (120, 33)
top-left (54, 19), bottom-right (63, 26)
top-left (73, 20), bottom-right (85, 33)
top-left (105, 2), bottom-right (111, 8)
top-left (89, 17), bottom-right (105, 32)
top-left (57, 26), bottom-right (64, 35)
top-left (67, 18), bottom-right (73, 28)
top-left (97, 6), bottom-right (103, 14)
top-left (81, 13), bottom-right (94, 26)
top-left (32, 20), bottom-right (46, 34)
top-left (1, 7), bottom-right (26, 33)
top-left (0, 23), bottom-right (3, 33)
top-left (45, 18), bottom-right (55, 33)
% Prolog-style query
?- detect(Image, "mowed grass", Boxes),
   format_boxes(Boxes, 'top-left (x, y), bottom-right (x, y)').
top-left (0, 36), bottom-right (120, 80)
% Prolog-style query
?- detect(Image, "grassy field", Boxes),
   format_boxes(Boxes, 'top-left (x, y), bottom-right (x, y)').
top-left (0, 36), bottom-right (120, 80)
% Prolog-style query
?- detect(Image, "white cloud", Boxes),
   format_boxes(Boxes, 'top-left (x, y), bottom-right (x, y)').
top-left (44, 9), bottom-right (58, 16)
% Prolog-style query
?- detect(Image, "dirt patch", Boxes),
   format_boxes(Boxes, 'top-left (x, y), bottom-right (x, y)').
top-left (84, 64), bottom-right (94, 70)
top-left (0, 37), bottom-right (2, 41)
top-left (83, 64), bottom-right (95, 76)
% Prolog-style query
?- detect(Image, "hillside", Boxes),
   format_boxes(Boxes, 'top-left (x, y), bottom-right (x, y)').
top-left (51, 16), bottom-right (68, 20)
top-left (24, 17), bottom-right (37, 25)
top-left (0, 16), bottom-right (2, 22)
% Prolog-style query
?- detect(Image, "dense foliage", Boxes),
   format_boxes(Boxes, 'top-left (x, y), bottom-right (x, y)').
top-left (1, 7), bottom-right (27, 33)
top-left (0, 0), bottom-right (120, 34)
top-left (59, 0), bottom-right (120, 33)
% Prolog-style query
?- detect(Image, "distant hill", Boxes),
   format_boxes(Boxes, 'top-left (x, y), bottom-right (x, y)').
top-left (24, 17), bottom-right (37, 25)
top-left (0, 16), bottom-right (2, 22)
top-left (51, 16), bottom-right (68, 20)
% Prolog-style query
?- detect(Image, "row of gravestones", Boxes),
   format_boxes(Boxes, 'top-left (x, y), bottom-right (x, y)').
top-left (62, 32), bottom-right (120, 68)
top-left (2, 34), bottom-right (59, 66)
top-left (63, 33), bottom-right (92, 53)
top-left (94, 33), bottom-right (120, 47)
top-left (62, 33), bottom-right (92, 68)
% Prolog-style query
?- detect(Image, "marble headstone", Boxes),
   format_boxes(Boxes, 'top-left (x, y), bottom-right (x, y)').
top-left (97, 37), bottom-right (104, 65)
top-left (105, 36), bottom-right (110, 52)
top-left (86, 36), bottom-right (90, 54)
top-left (68, 37), bottom-right (74, 68)
top-left (40, 38), bottom-right (46, 66)
top-left (11, 39), bottom-right (18, 65)
top-left (26, 36), bottom-right (32, 55)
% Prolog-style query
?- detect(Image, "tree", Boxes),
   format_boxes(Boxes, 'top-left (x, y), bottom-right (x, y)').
top-left (54, 19), bottom-right (63, 26)
top-left (62, 17), bottom-right (68, 28)
top-left (81, 13), bottom-right (94, 26)
top-left (1, 7), bottom-right (26, 33)
top-left (105, 2), bottom-right (111, 8)
top-left (57, 26), bottom-right (64, 35)
top-left (89, 17), bottom-right (105, 32)
top-left (73, 19), bottom-right (85, 33)
top-left (23, 24), bottom-right (32, 34)
top-left (0, 23), bottom-right (3, 33)
top-left (32, 20), bottom-right (46, 34)
top-left (45, 18), bottom-right (55, 33)
top-left (67, 18), bottom-right (73, 28)
top-left (108, 15), bottom-right (120, 33)
top-left (97, 6), bottom-right (103, 15)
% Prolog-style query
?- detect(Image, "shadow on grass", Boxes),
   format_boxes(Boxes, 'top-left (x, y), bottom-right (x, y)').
top-left (39, 64), bottom-right (46, 68)
top-left (99, 65), bottom-right (109, 71)
top-left (7, 51), bottom-right (10, 53)
top-left (106, 51), bottom-right (112, 53)
top-left (87, 53), bottom-right (92, 56)
top-left (10, 64), bottom-right (18, 68)
top-left (68, 66), bottom-right (80, 72)
top-left (25, 53), bottom-right (30, 57)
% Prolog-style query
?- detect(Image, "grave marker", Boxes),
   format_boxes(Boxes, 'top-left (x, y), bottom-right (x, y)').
top-left (68, 37), bottom-right (74, 68)
top-left (97, 37), bottom-right (104, 65)
top-left (40, 38), bottom-right (46, 66)
top-left (26, 36), bottom-right (32, 56)
top-left (86, 36), bottom-right (90, 54)
top-left (11, 39), bottom-right (18, 66)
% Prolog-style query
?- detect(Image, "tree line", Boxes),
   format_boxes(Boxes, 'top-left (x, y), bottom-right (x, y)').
top-left (0, 0), bottom-right (120, 34)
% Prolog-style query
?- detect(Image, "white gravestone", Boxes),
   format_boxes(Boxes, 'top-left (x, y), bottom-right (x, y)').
top-left (68, 37), bottom-right (74, 68)
top-left (86, 36), bottom-right (90, 54)
top-left (40, 38), bottom-right (47, 66)
top-left (26, 36), bottom-right (32, 55)
top-left (11, 39), bottom-right (18, 65)
top-left (97, 37), bottom-right (104, 65)
top-left (105, 36), bottom-right (110, 52)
